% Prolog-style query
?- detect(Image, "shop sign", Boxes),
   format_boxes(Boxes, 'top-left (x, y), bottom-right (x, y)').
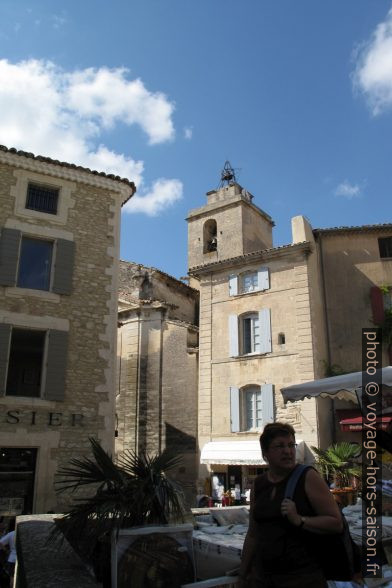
top-left (1, 409), bottom-right (85, 427)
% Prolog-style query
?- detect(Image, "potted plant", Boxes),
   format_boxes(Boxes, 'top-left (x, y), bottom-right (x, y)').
top-left (54, 438), bottom-right (190, 587)
top-left (311, 442), bottom-right (361, 507)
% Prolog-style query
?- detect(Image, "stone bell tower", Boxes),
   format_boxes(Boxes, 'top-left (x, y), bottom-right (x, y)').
top-left (186, 162), bottom-right (274, 271)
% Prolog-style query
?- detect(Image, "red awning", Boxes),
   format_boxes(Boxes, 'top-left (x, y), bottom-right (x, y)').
top-left (339, 415), bottom-right (392, 432)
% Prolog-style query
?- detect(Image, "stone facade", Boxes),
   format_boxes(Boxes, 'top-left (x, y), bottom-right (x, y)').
top-left (115, 261), bottom-right (199, 505)
top-left (187, 180), bottom-right (392, 496)
top-left (0, 147), bottom-right (135, 514)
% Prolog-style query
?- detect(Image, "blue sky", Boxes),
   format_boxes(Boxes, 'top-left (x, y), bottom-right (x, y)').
top-left (0, 1), bottom-right (391, 279)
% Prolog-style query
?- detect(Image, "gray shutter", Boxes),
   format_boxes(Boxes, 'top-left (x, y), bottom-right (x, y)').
top-left (230, 387), bottom-right (240, 432)
top-left (258, 267), bottom-right (270, 291)
top-left (261, 384), bottom-right (274, 426)
top-left (0, 324), bottom-right (12, 396)
top-left (44, 330), bottom-right (68, 401)
top-left (228, 315), bottom-right (239, 357)
top-left (0, 229), bottom-right (20, 286)
top-left (259, 308), bottom-right (272, 353)
top-left (228, 274), bottom-right (238, 296)
top-left (52, 239), bottom-right (75, 295)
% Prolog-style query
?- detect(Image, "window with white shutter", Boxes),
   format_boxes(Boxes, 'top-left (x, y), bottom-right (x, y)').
top-left (230, 383), bottom-right (275, 432)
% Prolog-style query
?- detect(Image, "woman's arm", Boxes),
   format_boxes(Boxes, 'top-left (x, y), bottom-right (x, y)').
top-left (238, 481), bottom-right (258, 582)
top-left (282, 468), bottom-right (343, 534)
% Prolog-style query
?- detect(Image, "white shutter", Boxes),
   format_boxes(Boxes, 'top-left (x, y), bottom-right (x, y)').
top-left (228, 315), bottom-right (239, 357)
top-left (230, 387), bottom-right (240, 432)
top-left (229, 274), bottom-right (238, 296)
top-left (261, 383), bottom-right (274, 426)
top-left (258, 267), bottom-right (270, 291)
top-left (259, 308), bottom-right (272, 353)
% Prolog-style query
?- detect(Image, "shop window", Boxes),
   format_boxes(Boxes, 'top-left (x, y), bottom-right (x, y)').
top-left (378, 237), bottom-right (392, 259)
top-left (230, 384), bottom-right (274, 432)
top-left (0, 228), bottom-right (74, 294)
top-left (228, 309), bottom-right (272, 357)
top-left (0, 324), bottom-right (68, 401)
top-left (26, 183), bottom-right (59, 215)
top-left (203, 219), bottom-right (217, 253)
top-left (0, 448), bottom-right (37, 516)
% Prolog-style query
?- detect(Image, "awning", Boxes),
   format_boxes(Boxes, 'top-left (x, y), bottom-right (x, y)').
top-left (200, 439), bottom-right (314, 466)
top-left (340, 415), bottom-right (392, 432)
top-left (281, 366), bottom-right (392, 404)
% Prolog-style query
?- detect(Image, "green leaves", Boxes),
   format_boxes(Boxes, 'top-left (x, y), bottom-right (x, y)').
top-left (53, 438), bottom-right (187, 556)
top-left (311, 442), bottom-right (361, 488)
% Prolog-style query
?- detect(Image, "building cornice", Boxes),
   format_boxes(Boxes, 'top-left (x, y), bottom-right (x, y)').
top-left (313, 223), bottom-right (392, 237)
top-left (188, 241), bottom-right (311, 276)
top-left (186, 194), bottom-right (274, 226)
top-left (0, 145), bottom-right (136, 205)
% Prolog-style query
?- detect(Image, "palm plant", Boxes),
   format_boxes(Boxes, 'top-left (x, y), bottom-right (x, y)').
top-left (54, 437), bottom-right (187, 557)
top-left (311, 441), bottom-right (361, 488)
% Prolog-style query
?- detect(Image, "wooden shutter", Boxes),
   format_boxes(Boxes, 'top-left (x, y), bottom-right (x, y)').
top-left (261, 383), bottom-right (274, 426)
top-left (258, 267), bottom-right (270, 291)
top-left (370, 287), bottom-right (385, 324)
top-left (230, 387), bottom-right (240, 432)
top-left (0, 324), bottom-right (12, 396)
top-left (228, 315), bottom-right (239, 357)
top-left (229, 274), bottom-right (238, 296)
top-left (52, 239), bottom-right (75, 295)
top-left (0, 228), bottom-right (20, 287)
top-left (259, 308), bottom-right (272, 353)
top-left (44, 330), bottom-right (68, 401)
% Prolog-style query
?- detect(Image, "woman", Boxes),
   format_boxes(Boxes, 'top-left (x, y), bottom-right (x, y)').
top-left (238, 423), bottom-right (343, 587)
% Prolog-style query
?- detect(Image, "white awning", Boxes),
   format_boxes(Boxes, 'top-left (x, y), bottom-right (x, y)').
top-left (281, 366), bottom-right (392, 404)
top-left (200, 439), bottom-right (314, 466)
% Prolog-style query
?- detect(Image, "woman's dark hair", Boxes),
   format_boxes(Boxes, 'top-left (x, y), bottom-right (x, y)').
top-left (259, 422), bottom-right (295, 452)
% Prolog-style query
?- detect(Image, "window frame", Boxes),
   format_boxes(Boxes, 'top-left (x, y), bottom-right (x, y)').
top-left (241, 312), bottom-right (260, 355)
top-left (16, 235), bottom-right (54, 292)
top-left (378, 237), bottom-right (392, 259)
top-left (240, 271), bottom-right (258, 294)
top-left (230, 383), bottom-right (274, 433)
top-left (25, 182), bottom-right (59, 215)
top-left (241, 385), bottom-right (262, 431)
top-left (5, 327), bottom-right (47, 398)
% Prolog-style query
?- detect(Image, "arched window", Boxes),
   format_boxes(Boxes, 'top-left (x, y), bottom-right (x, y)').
top-left (203, 219), bottom-right (217, 253)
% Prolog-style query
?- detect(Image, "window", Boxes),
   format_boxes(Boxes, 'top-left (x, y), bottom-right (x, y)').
top-left (241, 272), bottom-right (258, 294)
top-left (379, 237), bottom-right (392, 259)
top-left (0, 228), bottom-right (75, 294)
top-left (17, 237), bottom-right (53, 291)
top-left (203, 219), bottom-right (217, 253)
top-left (0, 324), bottom-right (68, 400)
top-left (278, 332), bottom-right (286, 345)
top-left (230, 384), bottom-right (274, 432)
top-left (6, 328), bottom-right (46, 397)
top-left (26, 183), bottom-right (59, 215)
top-left (229, 267), bottom-right (269, 296)
top-left (242, 313), bottom-right (260, 354)
top-left (229, 309), bottom-right (272, 357)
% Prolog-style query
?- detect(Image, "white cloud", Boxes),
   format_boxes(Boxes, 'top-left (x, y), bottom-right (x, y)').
top-left (334, 181), bottom-right (361, 199)
top-left (353, 8), bottom-right (392, 115)
top-left (123, 178), bottom-right (183, 216)
top-left (0, 59), bottom-right (182, 215)
top-left (184, 126), bottom-right (193, 140)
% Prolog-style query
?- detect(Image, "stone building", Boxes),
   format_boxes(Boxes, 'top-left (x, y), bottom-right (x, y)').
top-left (115, 260), bottom-right (199, 505)
top-left (0, 145), bottom-right (135, 515)
top-left (187, 178), bottom-right (392, 496)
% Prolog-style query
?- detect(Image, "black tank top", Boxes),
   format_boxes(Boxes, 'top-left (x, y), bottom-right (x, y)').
top-left (252, 465), bottom-right (320, 573)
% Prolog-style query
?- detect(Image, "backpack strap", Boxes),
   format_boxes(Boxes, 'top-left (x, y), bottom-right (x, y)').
top-left (284, 464), bottom-right (312, 499)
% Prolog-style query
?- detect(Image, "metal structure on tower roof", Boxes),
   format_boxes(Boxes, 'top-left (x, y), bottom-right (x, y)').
top-left (218, 161), bottom-right (238, 188)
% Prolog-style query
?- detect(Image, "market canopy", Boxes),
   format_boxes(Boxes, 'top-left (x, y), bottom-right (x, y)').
top-left (200, 439), bottom-right (314, 466)
top-left (281, 366), bottom-right (392, 404)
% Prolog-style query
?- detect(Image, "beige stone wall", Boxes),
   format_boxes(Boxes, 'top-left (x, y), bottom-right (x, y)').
top-left (319, 231), bottom-right (392, 370)
top-left (194, 245), bottom-right (322, 489)
top-left (0, 159), bottom-right (125, 513)
top-left (116, 263), bottom-right (199, 506)
top-left (187, 184), bottom-right (273, 269)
